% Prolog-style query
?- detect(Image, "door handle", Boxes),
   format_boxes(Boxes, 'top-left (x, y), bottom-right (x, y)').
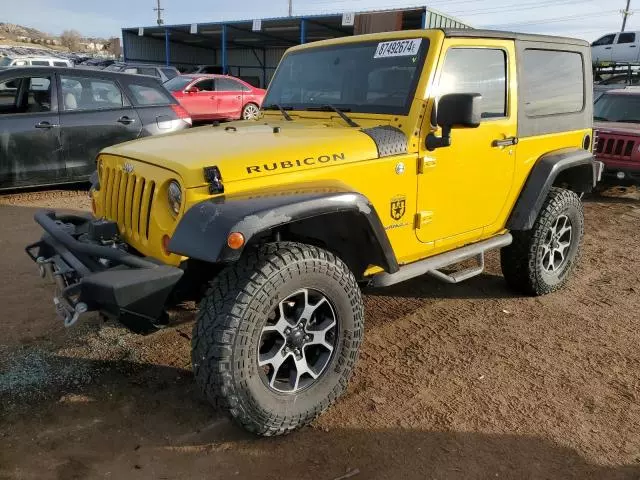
top-left (236, 95), bottom-right (241, 99)
top-left (631, 45), bottom-right (637, 48)
top-left (117, 116), bottom-right (135, 125)
top-left (605, 47), bottom-right (612, 50)
top-left (35, 121), bottom-right (58, 129)
top-left (492, 137), bottom-right (518, 147)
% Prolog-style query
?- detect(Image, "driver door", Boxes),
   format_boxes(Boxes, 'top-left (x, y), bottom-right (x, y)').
top-left (416, 40), bottom-right (517, 250)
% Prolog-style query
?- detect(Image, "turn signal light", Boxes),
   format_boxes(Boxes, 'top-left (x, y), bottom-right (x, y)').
top-left (227, 232), bottom-right (245, 250)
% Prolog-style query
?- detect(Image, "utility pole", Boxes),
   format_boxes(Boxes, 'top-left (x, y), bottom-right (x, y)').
top-left (288, 0), bottom-right (293, 16)
top-left (621, 0), bottom-right (632, 32)
top-left (154, 0), bottom-right (164, 26)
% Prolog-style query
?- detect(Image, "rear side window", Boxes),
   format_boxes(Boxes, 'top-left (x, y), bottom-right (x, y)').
top-left (138, 67), bottom-right (160, 78)
top-left (437, 48), bottom-right (507, 119)
top-left (618, 33), bottom-right (636, 44)
top-left (60, 75), bottom-right (124, 111)
top-left (31, 60), bottom-right (49, 66)
top-left (127, 83), bottom-right (173, 105)
top-left (194, 79), bottom-right (215, 91)
top-left (522, 49), bottom-right (584, 117)
top-left (53, 61), bottom-right (68, 67)
top-left (216, 78), bottom-right (245, 92)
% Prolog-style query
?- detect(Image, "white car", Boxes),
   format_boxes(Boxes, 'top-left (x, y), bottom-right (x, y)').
top-left (592, 31), bottom-right (640, 64)
top-left (0, 56), bottom-right (74, 67)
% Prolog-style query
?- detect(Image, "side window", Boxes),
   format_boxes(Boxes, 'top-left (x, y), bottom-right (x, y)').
top-left (127, 83), bottom-right (173, 105)
top-left (0, 76), bottom-right (52, 114)
top-left (592, 34), bottom-right (616, 46)
top-left (53, 61), bottom-right (68, 67)
top-left (438, 48), bottom-right (507, 119)
top-left (31, 60), bottom-right (50, 66)
top-left (60, 75), bottom-right (124, 111)
top-left (14, 60), bottom-right (27, 66)
top-left (522, 49), bottom-right (584, 117)
top-left (216, 78), bottom-right (244, 92)
top-left (618, 33), bottom-right (636, 44)
top-left (195, 79), bottom-right (215, 91)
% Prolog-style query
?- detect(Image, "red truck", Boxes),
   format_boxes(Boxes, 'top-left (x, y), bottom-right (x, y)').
top-left (594, 87), bottom-right (640, 185)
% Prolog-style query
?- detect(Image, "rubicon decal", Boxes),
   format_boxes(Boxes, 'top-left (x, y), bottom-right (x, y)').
top-left (246, 153), bottom-right (346, 174)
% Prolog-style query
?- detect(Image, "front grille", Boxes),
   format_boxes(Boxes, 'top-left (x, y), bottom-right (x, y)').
top-left (596, 133), bottom-right (636, 159)
top-left (101, 165), bottom-right (155, 240)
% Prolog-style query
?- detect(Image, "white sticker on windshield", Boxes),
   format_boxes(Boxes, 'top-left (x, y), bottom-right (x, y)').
top-left (374, 39), bottom-right (422, 58)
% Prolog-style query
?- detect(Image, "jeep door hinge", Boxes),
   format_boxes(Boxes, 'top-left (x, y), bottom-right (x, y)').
top-left (417, 156), bottom-right (437, 174)
top-left (415, 211), bottom-right (434, 228)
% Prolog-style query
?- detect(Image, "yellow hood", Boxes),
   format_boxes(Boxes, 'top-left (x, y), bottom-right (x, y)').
top-left (101, 120), bottom-right (381, 188)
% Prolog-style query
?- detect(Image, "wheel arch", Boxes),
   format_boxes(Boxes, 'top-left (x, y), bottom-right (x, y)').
top-left (507, 148), bottom-right (602, 231)
top-left (168, 184), bottom-right (399, 279)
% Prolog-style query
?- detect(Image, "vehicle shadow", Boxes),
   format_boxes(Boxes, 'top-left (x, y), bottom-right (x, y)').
top-left (583, 188), bottom-right (640, 204)
top-left (1, 355), bottom-right (638, 480)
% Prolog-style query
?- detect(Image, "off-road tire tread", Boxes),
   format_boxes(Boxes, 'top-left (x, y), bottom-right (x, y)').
top-left (192, 242), bottom-right (364, 436)
top-left (501, 187), bottom-right (584, 296)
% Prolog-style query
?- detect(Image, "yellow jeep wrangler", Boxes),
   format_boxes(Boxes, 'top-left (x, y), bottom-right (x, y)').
top-left (28, 29), bottom-right (602, 435)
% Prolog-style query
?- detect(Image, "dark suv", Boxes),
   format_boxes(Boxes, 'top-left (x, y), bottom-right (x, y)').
top-left (0, 67), bottom-right (191, 190)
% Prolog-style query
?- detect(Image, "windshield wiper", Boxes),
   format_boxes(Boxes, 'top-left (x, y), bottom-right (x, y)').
top-left (305, 104), bottom-right (359, 127)
top-left (594, 116), bottom-right (609, 122)
top-left (263, 104), bottom-right (293, 121)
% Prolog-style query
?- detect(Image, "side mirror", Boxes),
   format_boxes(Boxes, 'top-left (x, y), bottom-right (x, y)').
top-left (186, 86), bottom-right (200, 94)
top-left (426, 93), bottom-right (482, 151)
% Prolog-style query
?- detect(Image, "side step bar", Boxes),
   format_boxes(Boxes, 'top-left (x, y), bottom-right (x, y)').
top-left (369, 233), bottom-right (513, 288)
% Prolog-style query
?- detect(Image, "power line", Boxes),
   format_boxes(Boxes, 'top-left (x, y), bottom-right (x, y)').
top-left (448, 0), bottom-right (597, 17)
top-left (486, 10), bottom-right (619, 28)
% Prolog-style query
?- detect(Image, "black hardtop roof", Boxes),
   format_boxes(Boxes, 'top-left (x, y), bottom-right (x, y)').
top-left (442, 28), bottom-right (590, 47)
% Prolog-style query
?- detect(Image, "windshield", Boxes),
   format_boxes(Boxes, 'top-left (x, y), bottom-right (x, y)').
top-left (0, 57), bottom-right (12, 67)
top-left (264, 39), bottom-right (429, 115)
top-left (164, 76), bottom-right (193, 91)
top-left (594, 93), bottom-right (640, 123)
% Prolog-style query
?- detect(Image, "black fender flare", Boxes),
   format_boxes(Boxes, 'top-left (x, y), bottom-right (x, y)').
top-left (507, 148), bottom-right (603, 231)
top-left (168, 183), bottom-right (399, 274)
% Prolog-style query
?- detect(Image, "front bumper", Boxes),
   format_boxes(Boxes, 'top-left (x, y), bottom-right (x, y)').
top-left (26, 211), bottom-right (183, 333)
top-left (601, 166), bottom-right (640, 185)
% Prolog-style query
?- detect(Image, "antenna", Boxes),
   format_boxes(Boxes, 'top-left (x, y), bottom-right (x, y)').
top-left (154, 0), bottom-right (164, 26)
top-left (288, 0), bottom-right (293, 16)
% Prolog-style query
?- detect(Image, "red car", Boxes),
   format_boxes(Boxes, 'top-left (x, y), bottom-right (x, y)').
top-left (164, 74), bottom-right (265, 121)
top-left (594, 87), bottom-right (640, 186)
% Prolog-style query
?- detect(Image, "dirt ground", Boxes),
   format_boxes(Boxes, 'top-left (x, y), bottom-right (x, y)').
top-left (1, 187), bottom-right (639, 480)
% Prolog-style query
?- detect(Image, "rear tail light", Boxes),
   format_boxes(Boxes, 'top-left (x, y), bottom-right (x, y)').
top-left (171, 104), bottom-right (192, 126)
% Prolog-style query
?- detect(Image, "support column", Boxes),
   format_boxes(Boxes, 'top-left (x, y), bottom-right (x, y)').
top-left (164, 28), bottom-right (170, 66)
top-left (262, 48), bottom-right (267, 88)
top-left (221, 24), bottom-right (228, 74)
top-left (300, 18), bottom-right (306, 44)
top-left (421, 10), bottom-right (427, 29)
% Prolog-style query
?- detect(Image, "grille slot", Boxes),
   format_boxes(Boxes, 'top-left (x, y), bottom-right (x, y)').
top-left (596, 133), bottom-right (636, 159)
top-left (100, 165), bottom-right (154, 240)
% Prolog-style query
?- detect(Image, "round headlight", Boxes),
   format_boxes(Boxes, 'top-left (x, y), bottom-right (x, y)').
top-left (168, 180), bottom-right (182, 216)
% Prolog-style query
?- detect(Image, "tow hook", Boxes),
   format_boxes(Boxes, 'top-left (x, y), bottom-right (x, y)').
top-left (53, 296), bottom-right (88, 327)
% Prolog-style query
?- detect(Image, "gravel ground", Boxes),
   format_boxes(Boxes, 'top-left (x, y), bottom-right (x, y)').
top-left (0, 187), bottom-right (639, 480)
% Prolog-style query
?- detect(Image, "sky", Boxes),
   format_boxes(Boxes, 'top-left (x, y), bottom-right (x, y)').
top-left (2, 0), bottom-right (637, 41)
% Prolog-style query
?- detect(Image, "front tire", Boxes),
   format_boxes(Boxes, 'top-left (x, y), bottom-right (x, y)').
top-left (192, 242), bottom-right (364, 436)
top-left (501, 187), bottom-right (584, 296)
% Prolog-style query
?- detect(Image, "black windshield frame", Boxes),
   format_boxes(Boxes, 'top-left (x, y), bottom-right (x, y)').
top-left (264, 39), bottom-right (429, 116)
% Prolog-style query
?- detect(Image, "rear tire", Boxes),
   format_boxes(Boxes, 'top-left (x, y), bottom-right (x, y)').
top-left (501, 187), bottom-right (584, 296)
top-left (241, 102), bottom-right (260, 120)
top-left (192, 242), bottom-right (364, 436)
